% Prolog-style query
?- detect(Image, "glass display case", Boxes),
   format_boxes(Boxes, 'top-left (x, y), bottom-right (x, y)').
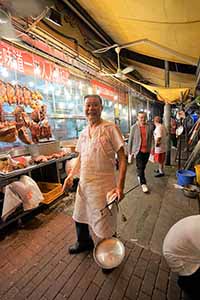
top-left (0, 41), bottom-right (128, 152)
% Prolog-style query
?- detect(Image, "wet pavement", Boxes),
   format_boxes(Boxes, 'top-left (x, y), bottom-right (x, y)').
top-left (0, 161), bottom-right (199, 300)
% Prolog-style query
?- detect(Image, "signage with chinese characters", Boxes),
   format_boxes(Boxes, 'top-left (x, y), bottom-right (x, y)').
top-left (91, 79), bottom-right (128, 104)
top-left (0, 41), bottom-right (70, 84)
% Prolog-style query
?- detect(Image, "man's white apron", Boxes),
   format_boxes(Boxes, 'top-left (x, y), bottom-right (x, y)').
top-left (73, 121), bottom-right (123, 239)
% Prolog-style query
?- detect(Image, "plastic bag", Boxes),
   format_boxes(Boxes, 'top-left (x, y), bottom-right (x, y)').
top-left (20, 175), bottom-right (44, 210)
top-left (9, 181), bottom-right (39, 211)
top-left (149, 148), bottom-right (155, 163)
top-left (128, 154), bottom-right (134, 164)
top-left (1, 185), bottom-right (22, 221)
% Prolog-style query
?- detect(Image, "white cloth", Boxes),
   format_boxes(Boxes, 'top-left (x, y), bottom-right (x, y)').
top-left (20, 176), bottom-right (43, 210)
top-left (73, 119), bottom-right (124, 239)
top-left (1, 176), bottom-right (43, 221)
top-left (2, 185), bottom-right (22, 221)
top-left (163, 215), bottom-right (200, 276)
top-left (154, 124), bottom-right (167, 154)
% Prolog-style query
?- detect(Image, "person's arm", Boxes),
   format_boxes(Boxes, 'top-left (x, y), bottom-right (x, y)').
top-left (155, 126), bottom-right (162, 147)
top-left (114, 147), bottom-right (127, 201)
top-left (156, 137), bottom-right (162, 147)
top-left (62, 154), bottom-right (80, 192)
top-left (128, 126), bottom-right (134, 155)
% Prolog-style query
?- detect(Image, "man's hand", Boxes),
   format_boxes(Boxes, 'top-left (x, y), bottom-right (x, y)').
top-left (62, 174), bottom-right (74, 193)
top-left (109, 187), bottom-right (124, 202)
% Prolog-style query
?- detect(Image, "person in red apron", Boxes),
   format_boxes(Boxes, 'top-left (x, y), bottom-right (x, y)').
top-left (62, 94), bottom-right (127, 255)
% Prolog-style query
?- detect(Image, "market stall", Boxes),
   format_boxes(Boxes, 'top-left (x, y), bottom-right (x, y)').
top-left (0, 38), bottom-right (130, 231)
top-left (0, 41), bottom-right (78, 229)
top-left (0, 147), bottom-right (77, 229)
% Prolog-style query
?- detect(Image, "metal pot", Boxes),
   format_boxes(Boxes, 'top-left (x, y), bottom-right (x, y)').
top-left (93, 185), bottom-right (140, 269)
top-left (183, 189), bottom-right (198, 198)
top-left (183, 184), bottom-right (200, 199)
top-left (93, 237), bottom-right (125, 269)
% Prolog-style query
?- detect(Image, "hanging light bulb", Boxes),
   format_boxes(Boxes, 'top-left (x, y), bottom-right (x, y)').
top-left (79, 82), bottom-right (83, 89)
top-left (29, 81), bottom-right (34, 88)
top-left (88, 87), bottom-right (93, 94)
top-left (55, 90), bottom-right (61, 96)
top-left (58, 102), bottom-right (66, 109)
top-left (34, 63), bottom-right (41, 76)
top-left (11, 56), bottom-right (17, 70)
top-left (53, 67), bottom-right (59, 80)
top-left (132, 109), bottom-right (136, 115)
top-left (1, 68), bottom-right (9, 77)
top-left (67, 80), bottom-right (72, 86)
top-left (49, 84), bottom-right (54, 92)
top-left (11, 80), bottom-right (18, 85)
top-left (68, 103), bottom-right (74, 109)
top-left (64, 87), bottom-right (70, 97)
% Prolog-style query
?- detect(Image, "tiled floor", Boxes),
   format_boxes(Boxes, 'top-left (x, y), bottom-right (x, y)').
top-left (0, 212), bottom-right (183, 300)
top-left (0, 162), bottom-right (198, 300)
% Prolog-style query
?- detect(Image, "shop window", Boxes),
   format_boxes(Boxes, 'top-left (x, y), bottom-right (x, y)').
top-left (119, 105), bottom-right (129, 134)
top-left (0, 50), bottom-right (125, 144)
top-left (49, 118), bottom-right (86, 140)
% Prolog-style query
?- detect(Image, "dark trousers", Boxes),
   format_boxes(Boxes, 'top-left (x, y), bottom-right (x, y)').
top-left (136, 151), bottom-right (150, 185)
top-left (178, 267), bottom-right (200, 300)
top-left (75, 221), bottom-right (93, 245)
top-left (171, 134), bottom-right (177, 148)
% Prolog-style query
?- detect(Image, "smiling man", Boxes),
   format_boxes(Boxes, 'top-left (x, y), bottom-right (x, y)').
top-left (62, 94), bottom-right (127, 258)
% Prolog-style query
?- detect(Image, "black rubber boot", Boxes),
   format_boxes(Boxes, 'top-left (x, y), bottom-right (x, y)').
top-left (68, 241), bottom-right (94, 254)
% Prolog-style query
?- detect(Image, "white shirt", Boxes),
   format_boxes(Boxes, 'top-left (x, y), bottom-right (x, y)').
top-left (163, 215), bottom-right (200, 276)
top-left (154, 124), bottom-right (167, 154)
top-left (73, 120), bottom-right (124, 238)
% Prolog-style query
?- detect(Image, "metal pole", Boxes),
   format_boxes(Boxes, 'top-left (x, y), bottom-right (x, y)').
top-left (164, 61), bottom-right (171, 165)
top-left (178, 92), bottom-right (184, 169)
top-left (146, 100), bottom-right (150, 120)
top-left (128, 91), bottom-right (131, 132)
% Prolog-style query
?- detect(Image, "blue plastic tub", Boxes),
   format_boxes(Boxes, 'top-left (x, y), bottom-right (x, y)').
top-left (191, 113), bottom-right (198, 124)
top-left (176, 170), bottom-right (196, 186)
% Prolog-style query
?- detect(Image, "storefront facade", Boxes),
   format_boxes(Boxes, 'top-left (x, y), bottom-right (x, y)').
top-left (0, 40), bottom-right (129, 151)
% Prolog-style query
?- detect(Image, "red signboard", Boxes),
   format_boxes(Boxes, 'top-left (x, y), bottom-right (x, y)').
top-left (91, 79), bottom-right (117, 101)
top-left (91, 79), bottom-right (128, 104)
top-left (0, 41), bottom-right (70, 84)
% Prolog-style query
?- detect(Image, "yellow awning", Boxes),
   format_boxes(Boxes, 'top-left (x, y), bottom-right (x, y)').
top-left (77, 0), bottom-right (199, 88)
top-left (129, 78), bottom-right (192, 103)
top-left (77, 0), bottom-right (199, 64)
top-left (142, 85), bottom-right (191, 103)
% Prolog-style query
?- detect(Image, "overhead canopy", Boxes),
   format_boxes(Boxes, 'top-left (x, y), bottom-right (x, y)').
top-left (128, 77), bottom-right (192, 103)
top-left (125, 60), bottom-right (196, 88)
top-left (76, 0), bottom-right (198, 93)
top-left (77, 0), bottom-right (199, 64)
top-left (138, 84), bottom-right (191, 104)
